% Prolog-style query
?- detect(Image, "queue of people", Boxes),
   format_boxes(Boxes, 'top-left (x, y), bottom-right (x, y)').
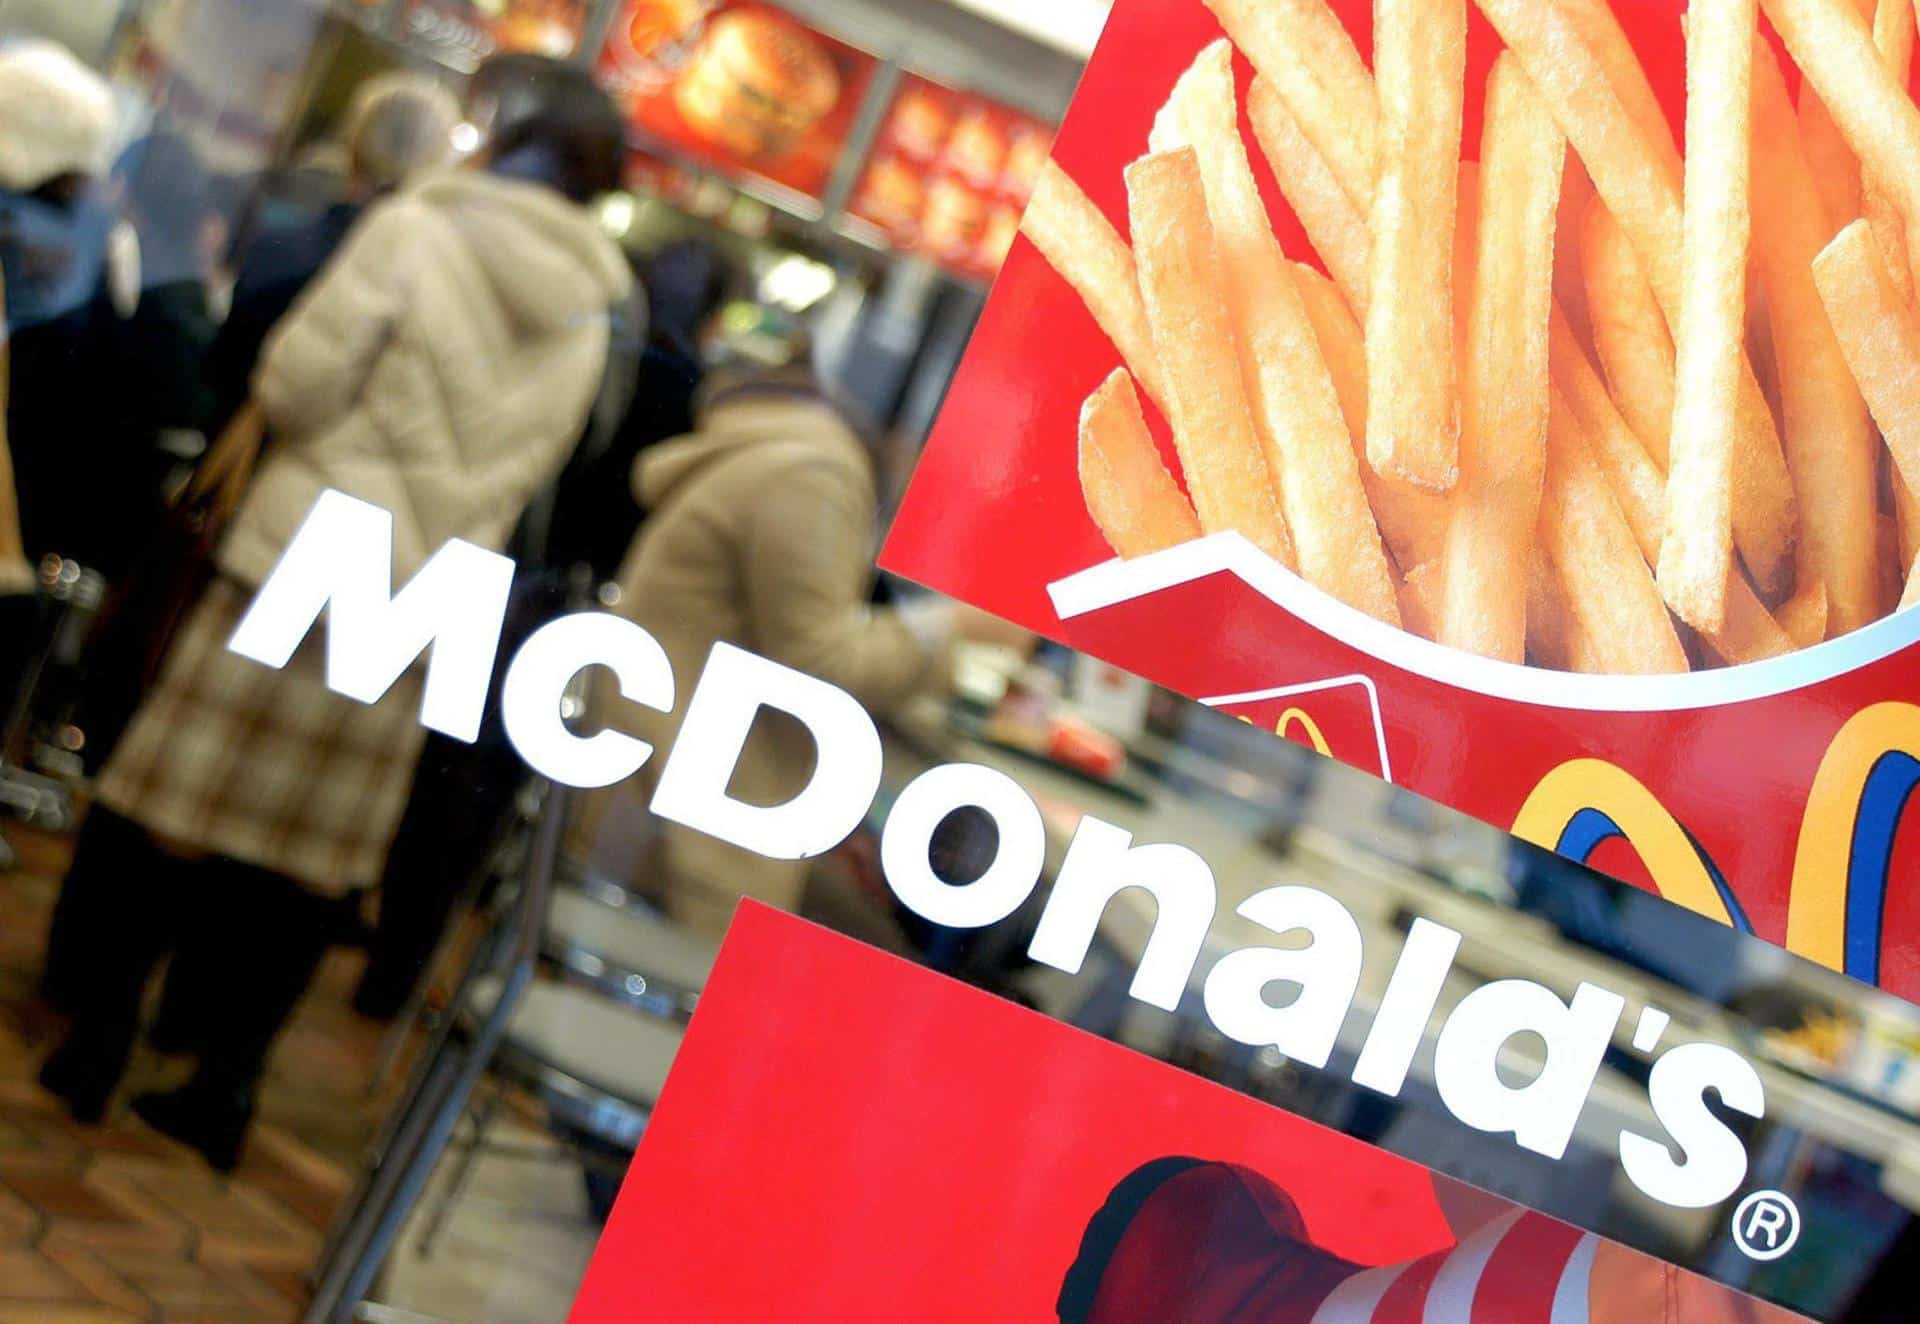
top-left (0, 34), bottom-right (959, 1174)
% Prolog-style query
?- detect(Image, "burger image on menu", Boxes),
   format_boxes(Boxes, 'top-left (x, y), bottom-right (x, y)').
top-left (673, 7), bottom-right (842, 158)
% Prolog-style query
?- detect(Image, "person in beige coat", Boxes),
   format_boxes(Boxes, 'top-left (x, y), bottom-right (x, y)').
top-left (39, 57), bottom-right (633, 1170)
top-left (582, 364), bottom-right (944, 936)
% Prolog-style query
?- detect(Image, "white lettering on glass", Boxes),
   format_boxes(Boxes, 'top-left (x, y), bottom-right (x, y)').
top-left (228, 496), bottom-right (1781, 1219)
top-left (650, 643), bottom-right (881, 861)
top-left (1619, 1042), bottom-right (1765, 1208)
top-left (1202, 885), bottom-right (1363, 1069)
top-left (1432, 980), bottom-right (1626, 1161)
top-left (1028, 816), bottom-right (1216, 1011)
top-left (228, 489), bottom-right (513, 742)
top-left (1350, 917), bottom-right (1462, 1096)
top-left (502, 613), bottom-right (673, 788)
top-left (879, 763), bottom-right (1045, 927)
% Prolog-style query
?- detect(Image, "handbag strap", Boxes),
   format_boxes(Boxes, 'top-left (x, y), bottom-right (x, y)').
top-left (182, 398), bottom-right (267, 528)
top-left (0, 265), bottom-right (26, 577)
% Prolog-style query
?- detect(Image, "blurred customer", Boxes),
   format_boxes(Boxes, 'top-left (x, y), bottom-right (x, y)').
top-left (38, 55), bottom-right (633, 1170)
top-left (94, 132), bottom-right (220, 552)
top-left (202, 73), bottom-right (459, 435)
top-left (580, 342), bottom-right (950, 936)
top-left (349, 76), bottom-right (654, 1020)
top-left (0, 41), bottom-right (126, 574)
top-left (538, 236), bottom-right (731, 581)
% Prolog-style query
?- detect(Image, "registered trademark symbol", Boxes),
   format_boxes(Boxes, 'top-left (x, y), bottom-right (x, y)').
top-left (1732, 1190), bottom-right (1801, 1261)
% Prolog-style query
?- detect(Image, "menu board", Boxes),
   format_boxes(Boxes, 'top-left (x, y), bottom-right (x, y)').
top-left (398, 0), bottom-right (588, 65)
top-left (847, 75), bottom-right (1055, 281)
top-left (597, 0), bottom-right (878, 205)
top-left (880, 0), bottom-right (1920, 1003)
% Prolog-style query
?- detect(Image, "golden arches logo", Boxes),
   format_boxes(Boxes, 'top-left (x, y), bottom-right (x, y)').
top-left (1513, 702), bottom-right (1920, 984)
top-left (1235, 706), bottom-right (1334, 758)
top-left (1276, 707), bottom-right (1333, 758)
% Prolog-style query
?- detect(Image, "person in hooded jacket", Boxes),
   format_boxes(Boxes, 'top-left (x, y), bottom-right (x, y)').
top-left (37, 55), bottom-right (634, 1170)
top-left (577, 346), bottom-right (954, 937)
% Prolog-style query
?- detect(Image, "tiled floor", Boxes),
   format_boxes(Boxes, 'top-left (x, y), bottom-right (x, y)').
top-left (0, 819), bottom-right (611, 1322)
top-left (0, 821), bottom-right (381, 1322)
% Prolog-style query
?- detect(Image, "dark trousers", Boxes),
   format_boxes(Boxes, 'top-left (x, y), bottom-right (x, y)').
top-left (43, 806), bottom-right (335, 1097)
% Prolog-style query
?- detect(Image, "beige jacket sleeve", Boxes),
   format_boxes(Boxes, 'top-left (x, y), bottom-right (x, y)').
top-left (254, 200), bottom-right (417, 441)
top-left (742, 455), bottom-right (932, 713)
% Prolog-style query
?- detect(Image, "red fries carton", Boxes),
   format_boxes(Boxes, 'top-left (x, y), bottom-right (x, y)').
top-left (881, 0), bottom-right (1920, 999)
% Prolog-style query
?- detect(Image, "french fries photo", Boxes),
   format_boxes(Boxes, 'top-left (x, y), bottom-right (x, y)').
top-left (1126, 148), bottom-right (1297, 570)
top-left (1814, 220), bottom-right (1920, 609)
top-left (1152, 41), bottom-right (1399, 623)
top-left (1439, 55), bottom-right (1563, 662)
top-left (1203, 0), bottom-right (1376, 211)
top-left (1021, 160), bottom-right (1169, 412)
top-left (1019, 0), bottom-right (1920, 675)
top-left (1079, 369), bottom-right (1201, 559)
top-left (1749, 39), bottom-right (1882, 635)
top-left (1365, 0), bottom-right (1467, 490)
top-left (1658, 0), bottom-right (1757, 633)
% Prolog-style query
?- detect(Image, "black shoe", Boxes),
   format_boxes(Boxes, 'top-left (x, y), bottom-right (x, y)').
top-left (131, 1084), bottom-right (253, 1173)
top-left (38, 1039), bottom-right (116, 1125)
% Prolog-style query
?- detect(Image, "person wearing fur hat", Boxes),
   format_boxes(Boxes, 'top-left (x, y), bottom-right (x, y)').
top-left (38, 55), bottom-right (636, 1173)
top-left (0, 40), bottom-right (133, 576)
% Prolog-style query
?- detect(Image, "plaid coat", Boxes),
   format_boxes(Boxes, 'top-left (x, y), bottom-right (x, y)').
top-left (96, 169), bottom-right (631, 896)
top-left (96, 579), bottom-right (427, 896)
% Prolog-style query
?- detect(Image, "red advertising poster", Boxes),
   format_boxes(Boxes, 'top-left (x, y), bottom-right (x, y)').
top-left (572, 905), bottom-right (1807, 1322)
top-left (597, 0), bottom-right (878, 205)
top-left (879, 0), bottom-right (1920, 1001)
top-left (847, 75), bottom-right (1055, 281)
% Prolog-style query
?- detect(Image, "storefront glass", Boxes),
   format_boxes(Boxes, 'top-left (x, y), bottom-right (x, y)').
top-left (0, 0), bottom-right (1916, 1320)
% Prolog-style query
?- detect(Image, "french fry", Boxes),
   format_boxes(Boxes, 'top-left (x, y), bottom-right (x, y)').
top-left (1526, 551), bottom-right (1606, 671)
top-left (1795, 0), bottom-right (1877, 228)
top-left (1079, 369), bottom-right (1201, 558)
top-left (1902, 549), bottom-right (1920, 611)
top-left (1551, 0), bottom-right (1684, 185)
top-left (1549, 310), bottom-right (1665, 558)
top-left (1712, 577), bottom-right (1802, 661)
top-left (1153, 42), bottom-right (1398, 622)
top-left (1399, 559), bottom-right (1442, 638)
top-left (1798, 97), bottom-right (1862, 231)
top-left (1022, 160), bottom-right (1169, 412)
top-left (1439, 56), bottom-right (1564, 662)
top-left (1861, 0), bottom-right (1918, 303)
top-left (1472, 0), bottom-right (1685, 302)
top-left (1896, 471), bottom-right (1920, 571)
top-left (1476, 0), bottom-right (1799, 596)
top-left (1882, 511), bottom-right (1909, 611)
top-left (1550, 308), bottom-right (1795, 663)
top-left (1554, 159), bottom-right (1597, 349)
top-left (1540, 388), bottom-right (1692, 673)
top-left (1366, 0), bottom-right (1467, 490)
top-left (1203, 0), bottom-right (1376, 211)
top-left (1656, 0), bottom-right (1758, 633)
top-left (1126, 148), bottom-right (1296, 568)
top-left (1248, 78), bottom-right (1372, 316)
top-left (1814, 220), bottom-right (1920, 509)
top-left (1778, 578), bottom-right (1831, 646)
top-left (1582, 201), bottom-right (1676, 468)
top-left (1763, 0), bottom-right (1920, 286)
top-left (1293, 262), bottom-right (1453, 571)
top-left (1749, 41), bottom-right (1883, 636)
